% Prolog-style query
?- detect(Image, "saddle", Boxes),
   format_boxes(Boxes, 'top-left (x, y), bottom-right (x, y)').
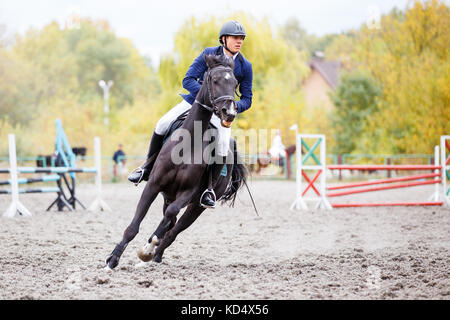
top-left (162, 110), bottom-right (217, 144)
top-left (162, 110), bottom-right (227, 177)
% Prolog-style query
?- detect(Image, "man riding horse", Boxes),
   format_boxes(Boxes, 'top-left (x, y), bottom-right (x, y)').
top-left (128, 20), bottom-right (253, 208)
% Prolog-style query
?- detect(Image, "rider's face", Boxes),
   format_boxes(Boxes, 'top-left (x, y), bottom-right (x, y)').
top-left (223, 35), bottom-right (244, 54)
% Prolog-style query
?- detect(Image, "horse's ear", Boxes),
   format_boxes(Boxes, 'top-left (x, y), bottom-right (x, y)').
top-left (204, 54), bottom-right (214, 68)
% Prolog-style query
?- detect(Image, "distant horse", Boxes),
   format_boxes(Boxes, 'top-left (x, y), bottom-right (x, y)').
top-left (105, 54), bottom-right (248, 269)
top-left (252, 144), bottom-right (297, 176)
top-left (36, 147), bottom-right (87, 168)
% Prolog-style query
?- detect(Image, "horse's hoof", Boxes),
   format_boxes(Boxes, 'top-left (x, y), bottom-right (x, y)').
top-left (104, 265), bottom-right (114, 271)
top-left (137, 236), bottom-right (159, 262)
top-left (137, 248), bottom-right (154, 262)
top-left (105, 254), bottom-right (119, 270)
top-left (152, 254), bottom-right (162, 263)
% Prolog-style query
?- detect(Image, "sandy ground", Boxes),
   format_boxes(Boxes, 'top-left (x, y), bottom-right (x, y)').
top-left (0, 178), bottom-right (449, 300)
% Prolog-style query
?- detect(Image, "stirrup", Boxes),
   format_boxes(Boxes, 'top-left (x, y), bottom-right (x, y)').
top-left (200, 189), bottom-right (216, 208)
top-left (129, 166), bottom-right (146, 186)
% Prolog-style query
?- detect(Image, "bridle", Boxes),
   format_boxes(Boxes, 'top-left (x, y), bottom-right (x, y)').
top-left (195, 65), bottom-right (236, 115)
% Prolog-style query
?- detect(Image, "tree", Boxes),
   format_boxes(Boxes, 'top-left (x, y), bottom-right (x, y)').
top-left (330, 71), bottom-right (381, 154)
top-left (356, 0), bottom-right (450, 154)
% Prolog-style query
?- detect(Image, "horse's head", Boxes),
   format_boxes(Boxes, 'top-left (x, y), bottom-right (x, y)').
top-left (203, 54), bottom-right (238, 128)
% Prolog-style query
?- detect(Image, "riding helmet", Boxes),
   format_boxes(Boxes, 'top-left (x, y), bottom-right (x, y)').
top-left (219, 20), bottom-right (246, 44)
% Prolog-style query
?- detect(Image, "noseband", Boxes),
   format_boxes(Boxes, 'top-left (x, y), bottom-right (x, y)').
top-left (195, 66), bottom-right (236, 115)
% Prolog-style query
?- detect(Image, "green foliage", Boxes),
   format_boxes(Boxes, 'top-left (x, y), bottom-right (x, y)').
top-left (280, 18), bottom-right (338, 58)
top-left (157, 12), bottom-right (310, 149)
top-left (356, 0), bottom-right (450, 154)
top-left (0, 18), bottom-right (160, 157)
top-left (330, 71), bottom-right (381, 154)
top-left (1, 1), bottom-right (448, 160)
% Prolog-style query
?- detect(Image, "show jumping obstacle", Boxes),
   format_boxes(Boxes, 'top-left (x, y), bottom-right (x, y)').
top-left (290, 132), bottom-right (450, 210)
top-left (1, 121), bottom-right (110, 217)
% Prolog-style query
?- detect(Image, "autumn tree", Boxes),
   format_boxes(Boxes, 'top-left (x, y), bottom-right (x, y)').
top-left (330, 71), bottom-right (381, 154)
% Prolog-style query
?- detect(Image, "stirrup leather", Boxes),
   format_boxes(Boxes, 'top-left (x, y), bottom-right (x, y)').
top-left (136, 167), bottom-right (147, 185)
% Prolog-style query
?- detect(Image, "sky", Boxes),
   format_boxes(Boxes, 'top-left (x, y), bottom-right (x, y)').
top-left (0, 0), bottom-right (417, 66)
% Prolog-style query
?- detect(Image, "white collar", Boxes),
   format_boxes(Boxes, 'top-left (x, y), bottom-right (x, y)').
top-left (223, 47), bottom-right (239, 60)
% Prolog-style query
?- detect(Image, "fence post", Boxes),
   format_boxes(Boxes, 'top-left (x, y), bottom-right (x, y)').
top-left (3, 134), bottom-right (32, 218)
top-left (441, 136), bottom-right (450, 206)
top-left (338, 154), bottom-right (343, 181)
top-left (386, 157), bottom-right (392, 178)
top-left (88, 137), bottom-right (111, 212)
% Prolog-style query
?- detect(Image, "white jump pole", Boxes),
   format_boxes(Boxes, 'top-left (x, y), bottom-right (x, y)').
top-left (3, 134), bottom-right (32, 218)
top-left (441, 136), bottom-right (450, 207)
top-left (428, 145), bottom-right (440, 202)
top-left (290, 133), bottom-right (306, 210)
top-left (88, 137), bottom-right (111, 212)
top-left (316, 135), bottom-right (332, 210)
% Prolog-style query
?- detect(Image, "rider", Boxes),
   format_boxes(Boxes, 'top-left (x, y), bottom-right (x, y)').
top-left (128, 20), bottom-right (253, 208)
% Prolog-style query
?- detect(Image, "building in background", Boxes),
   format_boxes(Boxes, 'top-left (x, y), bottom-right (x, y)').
top-left (303, 51), bottom-right (340, 114)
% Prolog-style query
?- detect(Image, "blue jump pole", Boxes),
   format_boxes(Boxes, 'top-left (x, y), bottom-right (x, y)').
top-left (0, 174), bottom-right (60, 186)
top-left (0, 167), bottom-right (97, 174)
top-left (0, 187), bottom-right (60, 194)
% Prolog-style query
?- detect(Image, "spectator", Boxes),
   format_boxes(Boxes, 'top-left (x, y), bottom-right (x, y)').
top-left (113, 144), bottom-right (126, 180)
top-left (269, 129), bottom-right (287, 161)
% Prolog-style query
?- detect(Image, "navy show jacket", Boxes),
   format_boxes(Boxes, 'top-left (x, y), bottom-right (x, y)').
top-left (181, 46), bottom-right (253, 114)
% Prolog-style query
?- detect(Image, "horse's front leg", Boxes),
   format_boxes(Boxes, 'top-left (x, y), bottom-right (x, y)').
top-left (105, 182), bottom-right (159, 270)
top-left (152, 203), bottom-right (205, 263)
top-left (137, 200), bottom-right (176, 263)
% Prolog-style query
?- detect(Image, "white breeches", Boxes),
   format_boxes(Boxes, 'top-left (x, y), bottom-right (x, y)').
top-left (155, 100), bottom-right (231, 157)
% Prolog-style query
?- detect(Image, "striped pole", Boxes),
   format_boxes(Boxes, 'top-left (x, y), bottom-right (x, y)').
top-left (0, 187), bottom-right (60, 194)
top-left (327, 172), bottom-right (441, 191)
top-left (327, 164), bottom-right (442, 171)
top-left (0, 174), bottom-right (60, 186)
top-left (0, 167), bottom-right (97, 174)
top-left (327, 179), bottom-right (441, 198)
top-left (3, 134), bottom-right (32, 217)
top-left (332, 202), bottom-right (443, 208)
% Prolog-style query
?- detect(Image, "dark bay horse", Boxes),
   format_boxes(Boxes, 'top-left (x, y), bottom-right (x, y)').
top-left (105, 54), bottom-right (248, 269)
top-left (252, 144), bottom-right (296, 176)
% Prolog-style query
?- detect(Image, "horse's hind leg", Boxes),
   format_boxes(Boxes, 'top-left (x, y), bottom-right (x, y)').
top-left (153, 204), bottom-right (205, 263)
top-left (105, 182), bottom-right (159, 270)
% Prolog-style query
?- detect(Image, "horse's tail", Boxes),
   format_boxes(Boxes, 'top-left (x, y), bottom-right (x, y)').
top-left (220, 140), bottom-right (248, 207)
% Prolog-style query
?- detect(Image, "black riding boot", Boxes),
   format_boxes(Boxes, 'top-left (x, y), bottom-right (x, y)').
top-left (200, 157), bottom-right (227, 208)
top-left (128, 132), bottom-right (165, 185)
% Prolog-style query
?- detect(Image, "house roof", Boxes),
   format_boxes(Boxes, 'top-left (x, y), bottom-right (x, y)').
top-left (309, 56), bottom-right (340, 89)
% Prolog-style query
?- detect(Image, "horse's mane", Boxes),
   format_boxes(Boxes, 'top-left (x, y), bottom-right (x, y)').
top-left (205, 54), bottom-right (235, 69)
